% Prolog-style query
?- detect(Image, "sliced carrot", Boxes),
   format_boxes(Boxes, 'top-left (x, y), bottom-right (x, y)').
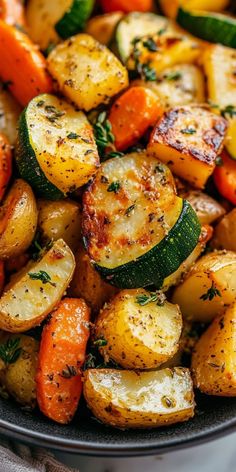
top-left (0, 0), bottom-right (25, 27)
top-left (0, 133), bottom-right (12, 201)
top-left (109, 86), bottom-right (164, 151)
top-left (36, 298), bottom-right (90, 424)
top-left (0, 20), bottom-right (52, 106)
top-left (214, 151), bottom-right (236, 206)
top-left (101, 0), bottom-right (152, 13)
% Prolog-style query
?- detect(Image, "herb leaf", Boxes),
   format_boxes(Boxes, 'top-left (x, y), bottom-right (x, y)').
top-left (164, 71), bottom-right (182, 81)
top-left (200, 282), bottom-right (222, 301)
top-left (93, 112), bottom-right (115, 157)
top-left (125, 204), bottom-right (136, 216)
top-left (136, 291), bottom-right (166, 307)
top-left (61, 364), bottom-right (77, 379)
top-left (143, 37), bottom-right (158, 52)
top-left (107, 181), bottom-right (121, 193)
top-left (67, 132), bottom-right (79, 139)
top-left (181, 128), bottom-right (196, 135)
top-left (221, 105), bottom-right (236, 119)
top-left (28, 270), bottom-right (55, 286)
top-left (93, 338), bottom-right (107, 347)
top-left (0, 338), bottom-right (22, 364)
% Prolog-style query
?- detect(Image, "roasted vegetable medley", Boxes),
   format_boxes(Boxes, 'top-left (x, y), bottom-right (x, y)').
top-left (0, 0), bottom-right (235, 429)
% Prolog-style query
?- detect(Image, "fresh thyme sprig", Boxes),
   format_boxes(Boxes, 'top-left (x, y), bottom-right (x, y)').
top-left (93, 112), bottom-right (115, 157)
top-left (200, 282), bottom-right (222, 301)
top-left (0, 338), bottom-right (22, 364)
top-left (136, 291), bottom-right (166, 306)
top-left (28, 270), bottom-right (55, 286)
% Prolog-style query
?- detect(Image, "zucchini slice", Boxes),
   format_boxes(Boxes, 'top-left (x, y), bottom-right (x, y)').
top-left (114, 12), bottom-right (170, 63)
top-left (16, 94), bottom-right (99, 200)
top-left (0, 239), bottom-right (75, 332)
top-left (177, 8), bottom-right (236, 48)
top-left (26, 0), bottom-right (94, 50)
top-left (82, 152), bottom-right (201, 289)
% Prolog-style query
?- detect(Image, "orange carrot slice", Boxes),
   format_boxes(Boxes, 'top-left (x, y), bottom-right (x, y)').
top-left (101, 0), bottom-right (152, 13)
top-left (36, 298), bottom-right (90, 424)
top-left (0, 20), bottom-right (52, 106)
top-left (0, 133), bottom-right (12, 201)
top-left (214, 151), bottom-right (236, 206)
top-left (0, 0), bottom-right (25, 27)
top-left (109, 86), bottom-right (164, 151)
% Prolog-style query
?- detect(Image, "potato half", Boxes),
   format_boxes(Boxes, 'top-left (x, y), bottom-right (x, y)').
top-left (95, 289), bottom-right (182, 369)
top-left (172, 251), bottom-right (236, 322)
top-left (83, 368), bottom-right (195, 429)
top-left (0, 239), bottom-right (75, 332)
top-left (0, 179), bottom-right (38, 259)
top-left (212, 209), bottom-right (236, 252)
top-left (192, 302), bottom-right (236, 396)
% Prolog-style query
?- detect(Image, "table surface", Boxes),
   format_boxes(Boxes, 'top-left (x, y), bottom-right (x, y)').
top-left (54, 432), bottom-right (236, 472)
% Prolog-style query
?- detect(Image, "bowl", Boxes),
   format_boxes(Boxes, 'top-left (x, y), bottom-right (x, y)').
top-left (0, 393), bottom-right (236, 456)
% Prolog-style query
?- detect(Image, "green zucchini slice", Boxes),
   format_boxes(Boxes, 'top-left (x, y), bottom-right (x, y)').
top-left (177, 8), bottom-right (236, 48)
top-left (82, 152), bottom-right (201, 289)
top-left (55, 0), bottom-right (95, 39)
top-left (16, 94), bottom-right (99, 200)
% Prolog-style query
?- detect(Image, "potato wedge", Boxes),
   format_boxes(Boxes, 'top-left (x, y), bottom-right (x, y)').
top-left (37, 199), bottom-right (82, 252)
top-left (83, 368), bottom-right (195, 429)
top-left (192, 302), bottom-right (236, 396)
top-left (0, 179), bottom-right (38, 259)
top-left (0, 334), bottom-right (38, 407)
top-left (148, 105), bottom-right (228, 189)
top-left (212, 209), bottom-right (236, 252)
top-left (0, 87), bottom-right (21, 144)
top-left (0, 239), bottom-right (75, 332)
top-left (47, 34), bottom-right (129, 111)
top-left (69, 243), bottom-right (118, 313)
top-left (179, 190), bottom-right (225, 225)
top-left (95, 289), bottom-right (182, 369)
top-left (172, 251), bottom-right (236, 322)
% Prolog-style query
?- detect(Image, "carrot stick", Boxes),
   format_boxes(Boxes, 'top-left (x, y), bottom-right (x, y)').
top-left (101, 0), bottom-right (152, 13)
top-left (0, 133), bottom-right (12, 201)
top-left (214, 151), bottom-right (236, 206)
top-left (0, 20), bottom-right (52, 106)
top-left (0, 0), bottom-right (25, 27)
top-left (36, 298), bottom-right (90, 424)
top-left (108, 86), bottom-right (164, 151)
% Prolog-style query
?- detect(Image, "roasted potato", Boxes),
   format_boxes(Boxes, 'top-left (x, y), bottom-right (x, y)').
top-left (37, 199), bottom-right (82, 252)
top-left (69, 243), bottom-right (118, 313)
top-left (83, 368), bottom-right (195, 429)
top-left (0, 239), bottom-right (75, 332)
top-left (0, 179), bottom-right (38, 259)
top-left (132, 64), bottom-right (205, 109)
top-left (192, 302), bottom-right (236, 396)
top-left (172, 251), bottom-right (236, 322)
top-left (179, 190), bottom-right (225, 225)
top-left (47, 34), bottom-right (129, 111)
top-left (212, 209), bottom-right (236, 252)
top-left (86, 12), bottom-right (123, 45)
top-left (148, 105), bottom-right (228, 189)
top-left (0, 87), bottom-right (21, 144)
top-left (95, 289), bottom-right (182, 369)
top-left (0, 334), bottom-right (38, 407)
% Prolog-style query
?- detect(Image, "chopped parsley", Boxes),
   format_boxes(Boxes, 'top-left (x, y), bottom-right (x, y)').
top-left (67, 132), bottom-right (79, 139)
top-left (28, 270), bottom-right (55, 286)
top-left (221, 105), bottom-right (236, 119)
top-left (125, 204), bottom-right (136, 216)
top-left (136, 291), bottom-right (166, 307)
top-left (107, 181), bottom-right (121, 193)
top-left (200, 282), bottom-right (222, 301)
top-left (164, 71), bottom-right (182, 81)
top-left (131, 38), bottom-right (157, 82)
top-left (61, 364), bottom-right (77, 379)
top-left (93, 112), bottom-right (115, 157)
top-left (103, 151), bottom-right (124, 161)
top-left (181, 127), bottom-right (196, 135)
top-left (93, 338), bottom-right (107, 347)
top-left (0, 338), bottom-right (21, 364)
top-left (143, 37), bottom-right (158, 52)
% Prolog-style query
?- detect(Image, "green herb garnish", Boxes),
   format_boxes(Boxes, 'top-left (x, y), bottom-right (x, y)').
top-left (107, 181), bottom-right (121, 193)
top-left (0, 338), bottom-right (21, 364)
top-left (103, 151), bottom-right (124, 161)
top-left (28, 270), bottom-right (55, 286)
top-left (93, 112), bottom-right (115, 157)
top-left (67, 132), bottom-right (79, 139)
top-left (136, 291), bottom-right (166, 306)
top-left (181, 127), bottom-right (196, 135)
top-left (221, 105), bottom-right (236, 119)
top-left (93, 338), bottom-right (108, 347)
top-left (138, 63), bottom-right (157, 81)
top-left (164, 71), bottom-right (182, 81)
top-left (143, 37), bottom-right (158, 52)
top-left (125, 204), bottom-right (136, 216)
top-left (200, 282), bottom-right (222, 301)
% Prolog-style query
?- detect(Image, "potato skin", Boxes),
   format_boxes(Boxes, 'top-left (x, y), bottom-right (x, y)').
top-left (83, 368), bottom-right (195, 429)
top-left (0, 335), bottom-right (38, 407)
top-left (0, 179), bottom-right (38, 259)
top-left (192, 303), bottom-right (236, 396)
top-left (69, 243), bottom-right (118, 313)
top-left (95, 289), bottom-right (182, 369)
top-left (179, 190), bottom-right (225, 225)
top-left (212, 209), bottom-right (236, 252)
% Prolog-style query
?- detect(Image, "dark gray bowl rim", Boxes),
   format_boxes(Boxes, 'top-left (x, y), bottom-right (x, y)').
top-left (0, 415), bottom-right (236, 456)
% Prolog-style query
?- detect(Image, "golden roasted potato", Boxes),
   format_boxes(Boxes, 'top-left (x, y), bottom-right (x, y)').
top-left (0, 335), bottom-right (38, 407)
top-left (0, 179), bottom-right (38, 259)
top-left (148, 106), bottom-right (228, 189)
top-left (86, 12), bottom-right (123, 45)
top-left (47, 34), bottom-right (129, 111)
top-left (37, 199), bottom-right (82, 252)
top-left (132, 64), bottom-right (205, 109)
top-left (0, 239), bottom-right (75, 332)
top-left (212, 209), bottom-right (236, 252)
top-left (179, 190), bottom-right (225, 225)
top-left (69, 243), bottom-right (117, 313)
top-left (172, 251), bottom-right (236, 323)
top-left (95, 289), bottom-right (182, 369)
top-left (192, 302), bottom-right (236, 396)
top-left (0, 87), bottom-right (21, 144)
top-left (83, 368), bottom-right (195, 429)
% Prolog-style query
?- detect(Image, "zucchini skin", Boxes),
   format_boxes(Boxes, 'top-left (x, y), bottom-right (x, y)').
top-left (177, 8), bottom-right (236, 48)
top-left (93, 200), bottom-right (201, 289)
top-left (55, 0), bottom-right (95, 39)
top-left (16, 109), bottom-right (64, 200)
